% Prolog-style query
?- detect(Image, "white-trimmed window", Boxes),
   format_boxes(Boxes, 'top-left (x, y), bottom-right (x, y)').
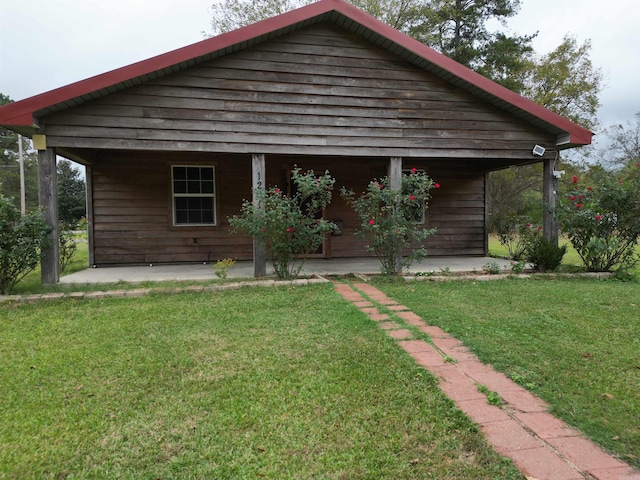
top-left (172, 165), bottom-right (216, 226)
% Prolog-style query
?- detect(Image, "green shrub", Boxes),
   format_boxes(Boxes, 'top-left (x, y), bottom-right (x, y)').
top-left (558, 166), bottom-right (640, 271)
top-left (59, 223), bottom-right (77, 272)
top-left (482, 261), bottom-right (502, 274)
top-left (494, 217), bottom-right (541, 261)
top-left (230, 168), bottom-right (335, 280)
top-left (525, 235), bottom-right (567, 272)
top-left (341, 169), bottom-right (437, 275)
top-left (0, 196), bottom-right (50, 294)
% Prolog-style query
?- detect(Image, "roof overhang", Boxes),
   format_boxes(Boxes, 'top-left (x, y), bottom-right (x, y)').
top-left (0, 0), bottom-right (593, 149)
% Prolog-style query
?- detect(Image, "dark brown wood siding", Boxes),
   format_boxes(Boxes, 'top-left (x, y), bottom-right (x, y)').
top-left (43, 23), bottom-right (556, 160)
top-left (89, 153), bottom-right (485, 264)
top-left (90, 152), bottom-right (253, 265)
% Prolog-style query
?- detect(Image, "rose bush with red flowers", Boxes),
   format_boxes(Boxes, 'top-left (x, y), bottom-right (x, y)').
top-left (341, 169), bottom-right (437, 275)
top-left (558, 165), bottom-right (640, 272)
top-left (230, 168), bottom-right (336, 279)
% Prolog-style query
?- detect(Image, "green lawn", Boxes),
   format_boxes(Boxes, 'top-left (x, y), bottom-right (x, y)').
top-left (374, 277), bottom-right (640, 469)
top-left (0, 284), bottom-right (523, 479)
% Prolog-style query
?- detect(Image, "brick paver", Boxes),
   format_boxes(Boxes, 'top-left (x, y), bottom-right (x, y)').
top-left (378, 321), bottom-right (402, 330)
top-left (386, 328), bottom-right (414, 340)
top-left (333, 280), bottom-right (640, 480)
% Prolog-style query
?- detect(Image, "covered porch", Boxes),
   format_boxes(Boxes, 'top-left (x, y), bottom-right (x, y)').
top-left (59, 256), bottom-right (516, 284)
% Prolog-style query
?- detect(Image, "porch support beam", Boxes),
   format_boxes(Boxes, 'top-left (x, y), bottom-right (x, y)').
top-left (388, 157), bottom-right (403, 274)
top-left (38, 147), bottom-right (60, 284)
top-left (542, 157), bottom-right (559, 245)
top-left (252, 154), bottom-right (267, 277)
top-left (85, 165), bottom-right (95, 266)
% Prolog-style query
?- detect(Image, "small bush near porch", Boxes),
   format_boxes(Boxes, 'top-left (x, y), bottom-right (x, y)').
top-left (375, 278), bottom-right (640, 469)
top-left (0, 285), bottom-right (522, 479)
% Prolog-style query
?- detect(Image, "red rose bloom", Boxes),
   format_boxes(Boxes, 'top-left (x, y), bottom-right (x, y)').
top-left (576, 203), bottom-right (583, 208)
top-left (411, 167), bottom-right (417, 174)
top-left (569, 195), bottom-right (576, 201)
top-left (572, 175), bottom-right (578, 183)
top-left (596, 215), bottom-right (602, 220)
top-left (409, 195), bottom-right (415, 201)
top-left (368, 219), bottom-right (375, 225)
top-left (434, 183), bottom-right (440, 189)
top-left (286, 227), bottom-right (294, 233)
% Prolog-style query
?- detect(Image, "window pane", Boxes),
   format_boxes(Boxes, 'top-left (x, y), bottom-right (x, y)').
top-left (188, 197), bottom-right (201, 209)
top-left (187, 181), bottom-right (201, 194)
top-left (173, 166), bottom-right (186, 180)
top-left (202, 198), bottom-right (213, 210)
top-left (175, 210), bottom-right (188, 224)
top-left (174, 180), bottom-right (187, 194)
top-left (187, 167), bottom-right (200, 181)
top-left (202, 210), bottom-right (214, 223)
top-left (202, 181), bottom-right (214, 194)
top-left (188, 211), bottom-right (202, 223)
top-left (201, 168), bottom-right (214, 181)
top-left (175, 197), bottom-right (188, 209)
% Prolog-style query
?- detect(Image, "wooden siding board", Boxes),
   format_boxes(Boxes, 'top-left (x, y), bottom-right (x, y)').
top-left (44, 23), bottom-right (556, 160)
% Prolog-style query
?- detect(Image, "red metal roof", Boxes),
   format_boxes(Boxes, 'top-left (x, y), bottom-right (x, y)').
top-left (0, 0), bottom-right (592, 148)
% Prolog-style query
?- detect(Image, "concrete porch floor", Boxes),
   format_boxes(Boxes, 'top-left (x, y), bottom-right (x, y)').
top-left (59, 256), bottom-right (516, 284)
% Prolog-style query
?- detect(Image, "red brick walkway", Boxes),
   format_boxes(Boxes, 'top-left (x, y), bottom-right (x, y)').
top-left (333, 281), bottom-right (640, 480)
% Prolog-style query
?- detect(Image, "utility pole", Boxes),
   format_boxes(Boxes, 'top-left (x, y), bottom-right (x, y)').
top-left (18, 134), bottom-right (25, 215)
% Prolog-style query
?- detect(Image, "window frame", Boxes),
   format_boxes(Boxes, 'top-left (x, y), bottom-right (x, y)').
top-left (171, 164), bottom-right (217, 227)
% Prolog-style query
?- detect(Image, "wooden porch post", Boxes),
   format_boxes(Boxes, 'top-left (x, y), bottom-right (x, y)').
top-left (252, 154), bottom-right (267, 277)
top-left (542, 157), bottom-right (559, 246)
top-left (85, 165), bottom-right (95, 266)
top-left (38, 146), bottom-right (60, 284)
top-left (388, 157), bottom-right (403, 273)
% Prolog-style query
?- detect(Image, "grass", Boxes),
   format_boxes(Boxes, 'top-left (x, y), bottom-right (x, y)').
top-left (373, 277), bottom-right (640, 468)
top-left (0, 284), bottom-right (523, 479)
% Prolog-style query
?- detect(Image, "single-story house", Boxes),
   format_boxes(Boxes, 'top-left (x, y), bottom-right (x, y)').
top-left (0, 0), bottom-right (592, 284)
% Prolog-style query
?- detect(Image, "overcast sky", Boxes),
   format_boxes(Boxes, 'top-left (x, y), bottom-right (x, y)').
top-left (1, 0), bottom-right (639, 138)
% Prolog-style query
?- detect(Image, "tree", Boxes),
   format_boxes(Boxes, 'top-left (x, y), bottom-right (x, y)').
top-left (408, 0), bottom-right (537, 90)
top-left (210, 0), bottom-right (309, 35)
top-left (604, 112), bottom-right (640, 170)
top-left (349, 0), bottom-right (429, 31)
top-left (487, 164), bottom-right (542, 230)
top-left (209, 0), bottom-right (428, 35)
top-left (57, 159), bottom-right (86, 226)
top-left (521, 35), bottom-right (603, 131)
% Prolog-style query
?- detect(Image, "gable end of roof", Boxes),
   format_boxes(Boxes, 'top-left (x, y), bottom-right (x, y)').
top-left (0, 0), bottom-right (593, 148)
